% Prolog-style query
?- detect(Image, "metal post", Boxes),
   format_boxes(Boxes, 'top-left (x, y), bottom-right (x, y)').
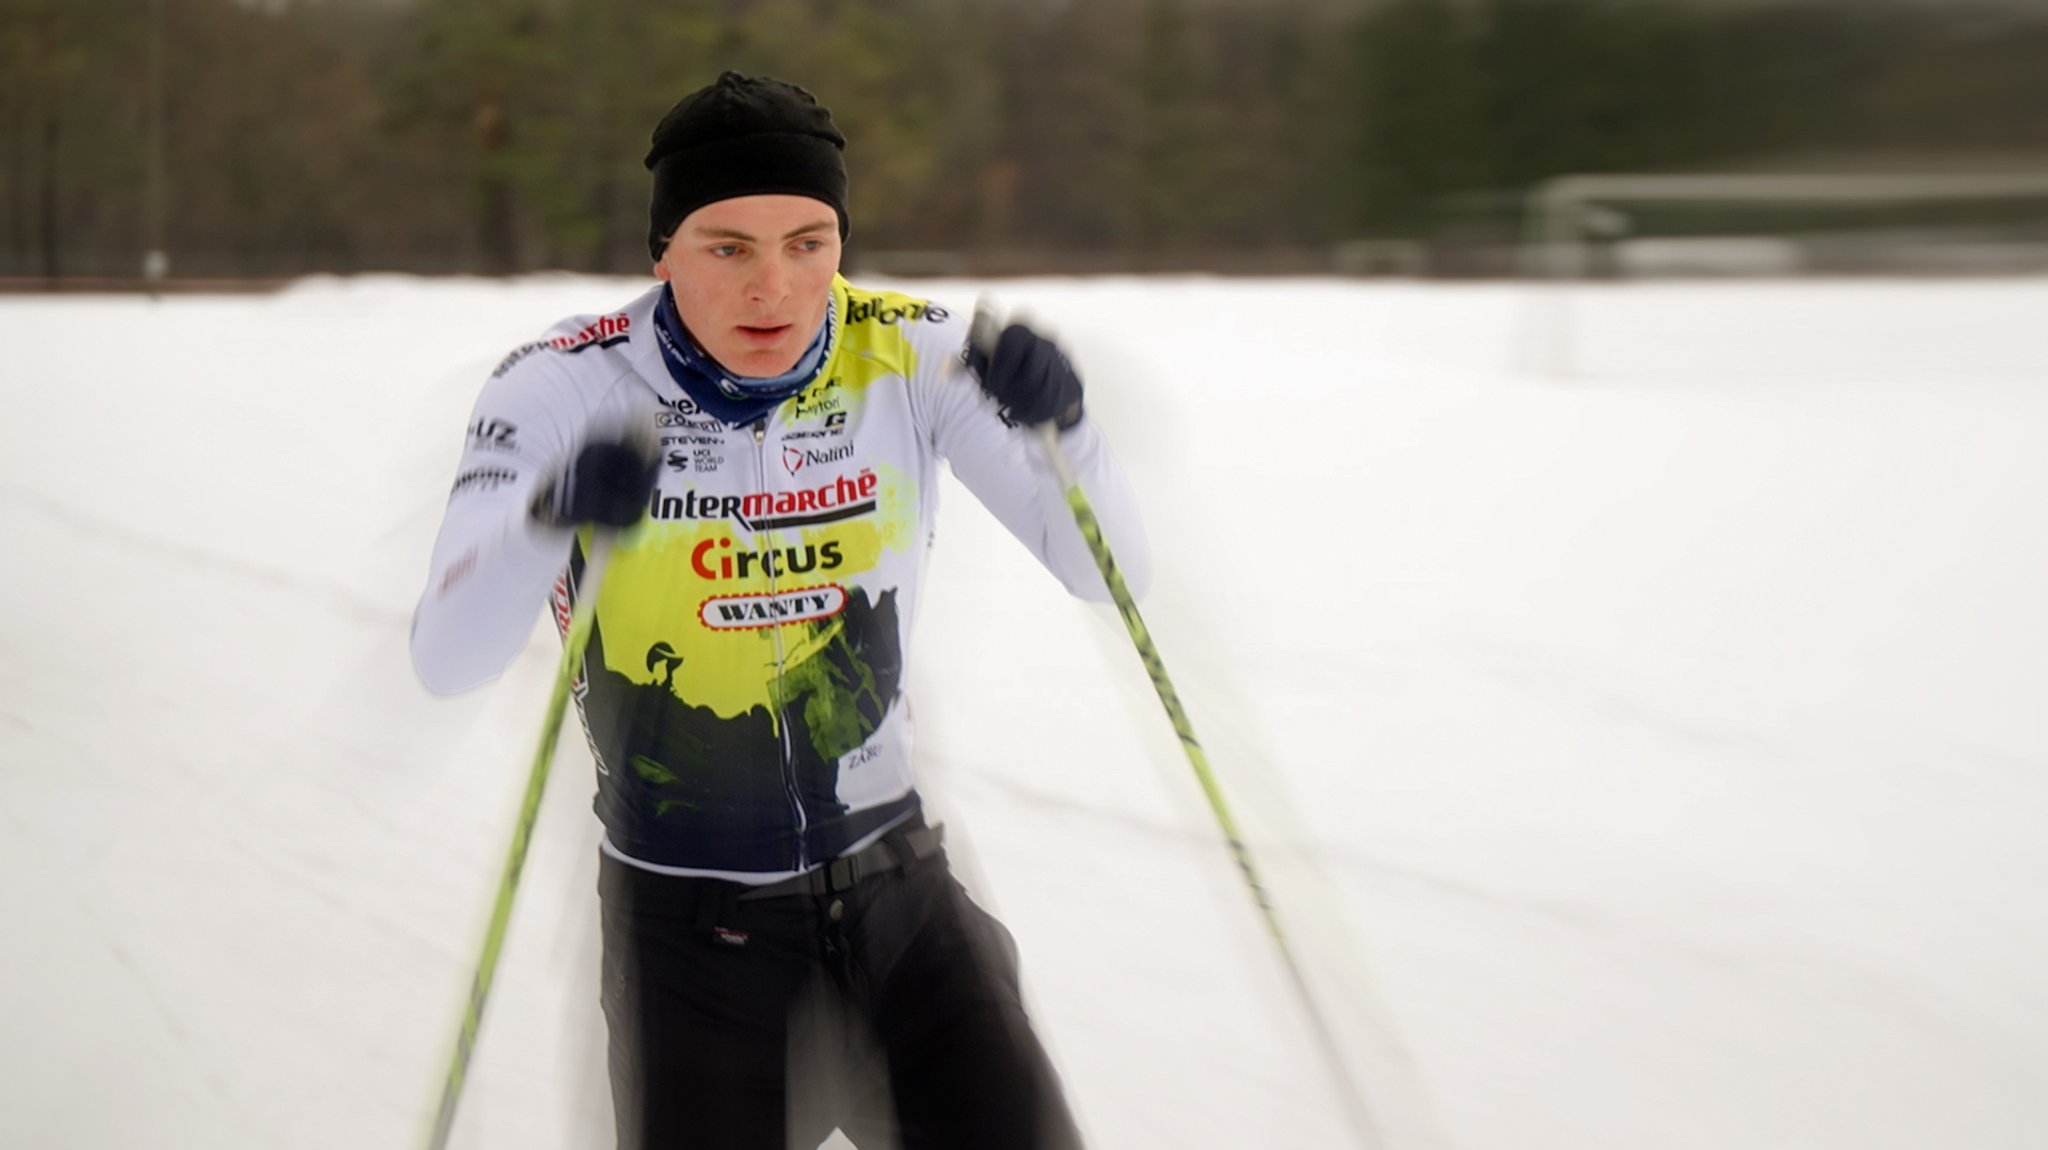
top-left (144, 0), bottom-right (169, 296)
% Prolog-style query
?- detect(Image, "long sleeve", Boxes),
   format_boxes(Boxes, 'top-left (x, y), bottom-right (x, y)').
top-left (409, 361), bottom-right (589, 694)
top-left (915, 339), bottom-right (1152, 603)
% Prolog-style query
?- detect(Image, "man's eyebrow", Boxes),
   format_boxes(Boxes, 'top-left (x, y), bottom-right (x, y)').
top-left (690, 220), bottom-right (837, 242)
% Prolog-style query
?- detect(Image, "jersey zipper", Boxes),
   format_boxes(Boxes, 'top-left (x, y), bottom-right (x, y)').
top-left (754, 417), bottom-right (808, 871)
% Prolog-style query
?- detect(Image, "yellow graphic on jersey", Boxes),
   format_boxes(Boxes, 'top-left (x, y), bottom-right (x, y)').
top-left (593, 458), bottom-right (917, 721)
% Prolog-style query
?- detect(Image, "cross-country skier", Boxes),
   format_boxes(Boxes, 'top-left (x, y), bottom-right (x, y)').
top-left (411, 71), bottom-right (1150, 1150)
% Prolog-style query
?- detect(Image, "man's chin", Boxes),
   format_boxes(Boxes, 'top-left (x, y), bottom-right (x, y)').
top-left (715, 347), bottom-right (800, 379)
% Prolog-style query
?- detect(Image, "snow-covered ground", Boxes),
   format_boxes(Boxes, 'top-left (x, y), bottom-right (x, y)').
top-left (2, 275), bottom-right (2044, 1150)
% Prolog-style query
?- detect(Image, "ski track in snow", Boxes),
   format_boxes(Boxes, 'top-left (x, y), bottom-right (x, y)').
top-left (0, 480), bottom-right (407, 627)
top-left (3, 276), bottom-right (2047, 1150)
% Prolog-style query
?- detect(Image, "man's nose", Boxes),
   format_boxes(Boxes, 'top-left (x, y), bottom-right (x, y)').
top-left (749, 256), bottom-right (789, 302)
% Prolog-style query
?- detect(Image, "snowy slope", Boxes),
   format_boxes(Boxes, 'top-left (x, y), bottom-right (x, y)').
top-left (2, 275), bottom-right (2044, 1150)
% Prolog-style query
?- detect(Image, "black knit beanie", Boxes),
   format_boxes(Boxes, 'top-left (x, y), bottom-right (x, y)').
top-left (644, 72), bottom-right (849, 261)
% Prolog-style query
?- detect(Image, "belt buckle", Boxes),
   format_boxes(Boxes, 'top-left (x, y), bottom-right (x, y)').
top-left (825, 854), bottom-right (860, 893)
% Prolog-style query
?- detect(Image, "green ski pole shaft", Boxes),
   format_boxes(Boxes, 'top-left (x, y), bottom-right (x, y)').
top-left (423, 536), bottom-right (611, 1150)
top-left (1030, 415), bottom-right (1387, 1150)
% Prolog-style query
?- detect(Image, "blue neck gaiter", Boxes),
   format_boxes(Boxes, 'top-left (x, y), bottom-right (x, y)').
top-left (653, 288), bottom-right (836, 427)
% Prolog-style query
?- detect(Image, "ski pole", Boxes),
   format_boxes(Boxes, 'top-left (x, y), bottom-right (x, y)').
top-left (1034, 418), bottom-right (1389, 1148)
top-left (423, 534), bottom-right (612, 1150)
top-left (969, 307), bottom-right (1387, 1149)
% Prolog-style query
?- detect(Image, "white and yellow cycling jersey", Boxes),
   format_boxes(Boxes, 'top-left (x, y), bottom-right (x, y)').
top-left (411, 276), bottom-right (1149, 879)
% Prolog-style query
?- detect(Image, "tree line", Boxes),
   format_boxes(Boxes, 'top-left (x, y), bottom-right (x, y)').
top-left (3, 0), bottom-right (2045, 279)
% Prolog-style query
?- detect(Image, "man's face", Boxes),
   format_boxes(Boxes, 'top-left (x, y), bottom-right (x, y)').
top-left (656, 195), bottom-right (842, 378)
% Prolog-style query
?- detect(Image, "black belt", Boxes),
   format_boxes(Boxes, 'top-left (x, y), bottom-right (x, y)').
top-left (736, 823), bottom-right (944, 901)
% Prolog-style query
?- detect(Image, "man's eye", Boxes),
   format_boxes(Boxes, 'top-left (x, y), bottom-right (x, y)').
top-left (711, 244), bottom-right (742, 257)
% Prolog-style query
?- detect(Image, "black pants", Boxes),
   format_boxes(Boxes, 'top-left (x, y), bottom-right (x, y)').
top-left (597, 832), bottom-right (1084, 1150)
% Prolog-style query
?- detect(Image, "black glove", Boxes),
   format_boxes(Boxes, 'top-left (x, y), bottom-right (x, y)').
top-left (529, 437), bottom-right (660, 529)
top-left (966, 322), bottom-right (1085, 431)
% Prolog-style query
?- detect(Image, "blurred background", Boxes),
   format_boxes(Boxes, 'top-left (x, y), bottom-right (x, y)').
top-left (4, 0), bottom-right (2047, 285)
